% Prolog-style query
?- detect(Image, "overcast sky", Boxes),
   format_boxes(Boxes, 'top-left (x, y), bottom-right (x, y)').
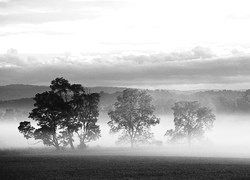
top-left (0, 0), bottom-right (250, 90)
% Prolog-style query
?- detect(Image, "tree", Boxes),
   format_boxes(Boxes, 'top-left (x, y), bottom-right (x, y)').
top-left (18, 121), bottom-right (35, 139)
top-left (75, 92), bottom-right (101, 149)
top-left (49, 77), bottom-right (78, 150)
top-left (243, 89), bottom-right (250, 102)
top-left (108, 89), bottom-right (160, 148)
top-left (18, 91), bottom-right (66, 150)
top-left (165, 101), bottom-right (215, 146)
top-left (237, 89), bottom-right (250, 112)
top-left (18, 77), bottom-right (101, 150)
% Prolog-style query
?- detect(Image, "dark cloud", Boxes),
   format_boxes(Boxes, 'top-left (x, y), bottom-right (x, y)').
top-left (0, 49), bottom-right (250, 89)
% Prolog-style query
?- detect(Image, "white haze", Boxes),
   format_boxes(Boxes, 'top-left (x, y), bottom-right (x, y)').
top-left (1, 114), bottom-right (250, 158)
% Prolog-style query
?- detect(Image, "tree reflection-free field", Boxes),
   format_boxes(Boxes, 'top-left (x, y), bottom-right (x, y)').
top-left (1, 152), bottom-right (250, 180)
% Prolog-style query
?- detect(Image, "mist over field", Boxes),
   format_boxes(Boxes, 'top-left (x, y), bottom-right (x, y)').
top-left (0, 84), bottom-right (250, 159)
top-left (1, 113), bottom-right (250, 158)
top-left (2, 0), bottom-right (250, 179)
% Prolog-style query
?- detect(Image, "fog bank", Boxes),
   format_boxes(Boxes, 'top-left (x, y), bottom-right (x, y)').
top-left (1, 114), bottom-right (250, 158)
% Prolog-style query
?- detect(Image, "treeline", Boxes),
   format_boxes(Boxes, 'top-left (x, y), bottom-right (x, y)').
top-left (151, 90), bottom-right (249, 114)
top-left (0, 98), bottom-right (33, 121)
top-left (0, 87), bottom-right (249, 122)
top-left (18, 77), bottom-right (216, 150)
top-left (99, 89), bottom-right (250, 114)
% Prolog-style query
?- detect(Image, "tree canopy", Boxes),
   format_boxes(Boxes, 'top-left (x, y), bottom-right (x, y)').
top-left (108, 89), bottom-right (160, 148)
top-left (18, 77), bottom-right (101, 150)
top-left (165, 101), bottom-right (215, 146)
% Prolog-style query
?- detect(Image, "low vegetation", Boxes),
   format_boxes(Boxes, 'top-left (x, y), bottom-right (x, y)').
top-left (1, 150), bottom-right (250, 180)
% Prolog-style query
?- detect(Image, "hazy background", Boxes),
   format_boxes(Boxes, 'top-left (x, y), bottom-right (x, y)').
top-left (0, 85), bottom-right (250, 157)
top-left (1, 113), bottom-right (250, 158)
top-left (1, 0), bottom-right (250, 158)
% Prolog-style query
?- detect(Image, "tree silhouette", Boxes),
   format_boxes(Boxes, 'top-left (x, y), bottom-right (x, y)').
top-left (18, 121), bottom-right (35, 139)
top-left (165, 101), bottom-right (215, 146)
top-left (18, 77), bottom-right (101, 150)
top-left (49, 78), bottom-right (78, 150)
top-left (19, 91), bottom-right (66, 150)
top-left (108, 89), bottom-right (160, 148)
top-left (75, 92), bottom-right (101, 149)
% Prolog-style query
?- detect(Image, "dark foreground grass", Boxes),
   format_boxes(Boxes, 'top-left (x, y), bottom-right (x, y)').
top-left (1, 152), bottom-right (250, 180)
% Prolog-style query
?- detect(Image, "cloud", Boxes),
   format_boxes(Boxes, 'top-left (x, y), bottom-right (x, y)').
top-left (0, 47), bottom-right (250, 89)
top-left (112, 46), bottom-right (216, 64)
top-left (226, 14), bottom-right (250, 19)
top-left (0, 49), bottom-right (26, 67)
top-left (0, 0), bottom-right (127, 26)
top-left (0, 30), bottom-right (71, 37)
top-left (0, 0), bottom-right (125, 9)
top-left (0, 11), bottom-right (100, 26)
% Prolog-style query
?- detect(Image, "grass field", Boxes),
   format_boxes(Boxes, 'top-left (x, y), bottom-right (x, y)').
top-left (1, 148), bottom-right (250, 180)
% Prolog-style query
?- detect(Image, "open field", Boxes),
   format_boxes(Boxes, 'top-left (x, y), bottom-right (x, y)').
top-left (1, 149), bottom-right (250, 180)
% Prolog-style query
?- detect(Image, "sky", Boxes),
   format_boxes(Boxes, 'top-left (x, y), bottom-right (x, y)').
top-left (0, 0), bottom-right (250, 90)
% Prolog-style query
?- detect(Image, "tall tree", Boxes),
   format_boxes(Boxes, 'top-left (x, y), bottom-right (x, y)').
top-left (18, 77), bottom-right (101, 150)
top-left (18, 91), bottom-right (66, 150)
top-left (165, 101), bottom-right (215, 146)
top-left (75, 92), bottom-right (101, 149)
top-left (108, 89), bottom-right (160, 148)
top-left (50, 77), bottom-right (77, 150)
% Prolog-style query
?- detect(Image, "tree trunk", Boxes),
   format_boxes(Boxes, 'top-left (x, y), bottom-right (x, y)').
top-left (187, 132), bottom-right (191, 147)
top-left (53, 133), bottom-right (60, 151)
top-left (130, 136), bottom-right (134, 148)
top-left (55, 144), bottom-right (60, 151)
top-left (131, 141), bottom-right (134, 148)
top-left (69, 136), bottom-right (75, 150)
top-left (78, 133), bottom-right (87, 150)
top-left (68, 130), bottom-right (75, 150)
top-left (79, 141), bottom-right (87, 150)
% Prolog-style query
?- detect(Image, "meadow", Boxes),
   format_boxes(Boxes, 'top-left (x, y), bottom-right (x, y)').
top-left (1, 148), bottom-right (250, 180)
top-left (1, 114), bottom-right (250, 179)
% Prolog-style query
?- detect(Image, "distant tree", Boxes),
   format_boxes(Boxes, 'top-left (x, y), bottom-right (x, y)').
top-left (243, 89), bottom-right (250, 102)
top-left (18, 77), bottom-right (101, 150)
top-left (18, 121), bottom-right (35, 139)
top-left (74, 92), bottom-right (101, 149)
top-left (165, 101), bottom-right (215, 146)
top-left (237, 89), bottom-right (250, 112)
top-left (3, 108), bottom-right (16, 121)
top-left (108, 89), bottom-right (160, 148)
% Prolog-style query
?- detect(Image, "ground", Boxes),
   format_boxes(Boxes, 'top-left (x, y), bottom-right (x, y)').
top-left (1, 148), bottom-right (250, 179)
